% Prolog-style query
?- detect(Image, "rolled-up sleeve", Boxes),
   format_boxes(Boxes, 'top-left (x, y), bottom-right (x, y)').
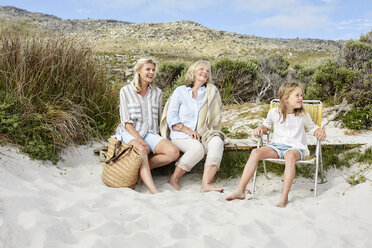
top-left (304, 112), bottom-right (319, 134)
top-left (167, 89), bottom-right (182, 128)
top-left (119, 88), bottom-right (133, 125)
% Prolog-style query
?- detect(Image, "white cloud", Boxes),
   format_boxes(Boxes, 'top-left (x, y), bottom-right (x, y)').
top-left (229, 0), bottom-right (299, 12)
top-left (145, 0), bottom-right (216, 15)
top-left (337, 19), bottom-right (372, 31)
top-left (82, 0), bottom-right (214, 12)
top-left (88, 0), bottom-right (147, 9)
top-left (258, 14), bottom-right (328, 31)
top-left (319, 0), bottom-right (339, 3)
top-left (75, 8), bottom-right (92, 15)
top-left (244, 4), bottom-right (332, 31)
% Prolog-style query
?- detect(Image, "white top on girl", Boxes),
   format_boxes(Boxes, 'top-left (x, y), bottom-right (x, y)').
top-left (263, 107), bottom-right (320, 153)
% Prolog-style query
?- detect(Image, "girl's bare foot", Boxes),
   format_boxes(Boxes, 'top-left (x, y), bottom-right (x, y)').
top-left (276, 197), bottom-right (288, 208)
top-left (200, 184), bottom-right (224, 193)
top-left (168, 176), bottom-right (181, 191)
top-left (226, 191), bottom-right (246, 201)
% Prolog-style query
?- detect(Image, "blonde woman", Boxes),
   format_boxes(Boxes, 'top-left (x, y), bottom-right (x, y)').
top-left (160, 60), bottom-right (225, 192)
top-left (116, 58), bottom-right (179, 194)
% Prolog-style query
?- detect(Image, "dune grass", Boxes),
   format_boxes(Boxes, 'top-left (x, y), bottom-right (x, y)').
top-left (0, 31), bottom-right (118, 163)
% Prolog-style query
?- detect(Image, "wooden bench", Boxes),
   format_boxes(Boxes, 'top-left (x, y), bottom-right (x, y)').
top-left (93, 139), bottom-right (255, 162)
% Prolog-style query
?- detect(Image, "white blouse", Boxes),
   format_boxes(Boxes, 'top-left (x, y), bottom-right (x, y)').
top-left (263, 107), bottom-right (319, 152)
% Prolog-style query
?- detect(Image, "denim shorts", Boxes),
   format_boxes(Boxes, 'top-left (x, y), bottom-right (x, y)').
top-left (267, 143), bottom-right (305, 160)
top-left (117, 132), bottom-right (165, 153)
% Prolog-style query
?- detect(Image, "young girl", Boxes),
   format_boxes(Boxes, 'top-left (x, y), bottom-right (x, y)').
top-left (226, 82), bottom-right (326, 207)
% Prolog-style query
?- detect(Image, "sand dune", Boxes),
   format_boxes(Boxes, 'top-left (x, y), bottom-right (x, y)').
top-left (1, 133), bottom-right (372, 248)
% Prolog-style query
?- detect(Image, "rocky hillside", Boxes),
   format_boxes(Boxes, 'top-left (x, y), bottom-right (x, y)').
top-left (0, 6), bottom-right (344, 63)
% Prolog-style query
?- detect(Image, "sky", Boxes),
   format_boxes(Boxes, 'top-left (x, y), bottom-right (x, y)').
top-left (1, 0), bottom-right (372, 40)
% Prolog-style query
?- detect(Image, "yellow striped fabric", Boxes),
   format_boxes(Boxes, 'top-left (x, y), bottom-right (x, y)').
top-left (270, 99), bottom-right (322, 127)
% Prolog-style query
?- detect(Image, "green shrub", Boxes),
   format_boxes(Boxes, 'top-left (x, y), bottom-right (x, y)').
top-left (343, 40), bottom-right (372, 70)
top-left (0, 32), bottom-right (118, 163)
top-left (359, 30), bottom-right (372, 45)
top-left (212, 58), bottom-right (259, 103)
top-left (305, 60), bottom-right (358, 103)
top-left (347, 173), bottom-right (366, 186)
top-left (340, 105), bottom-right (372, 130)
top-left (297, 66), bottom-right (316, 83)
top-left (259, 55), bottom-right (289, 78)
top-left (161, 68), bottom-right (188, 106)
top-left (154, 61), bottom-right (188, 90)
top-left (357, 147), bottom-right (372, 164)
top-left (221, 126), bottom-right (231, 136)
top-left (255, 55), bottom-right (290, 102)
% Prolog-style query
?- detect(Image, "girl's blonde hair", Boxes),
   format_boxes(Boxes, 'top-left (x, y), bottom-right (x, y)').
top-left (132, 58), bottom-right (158, 93)
top-left (184, 60), bottom-right (212, 87)
top-left (278, 82), bottom-right (305, 123)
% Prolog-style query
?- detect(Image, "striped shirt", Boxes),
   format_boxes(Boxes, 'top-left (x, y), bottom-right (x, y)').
top-left (115, 83), bottom-right (163, 138)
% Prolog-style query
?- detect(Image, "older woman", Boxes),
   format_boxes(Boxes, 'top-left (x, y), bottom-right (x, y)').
top-left (116, 58), bottom-right (179, 194)
top-left (160, 60), bottom-right (225, 192)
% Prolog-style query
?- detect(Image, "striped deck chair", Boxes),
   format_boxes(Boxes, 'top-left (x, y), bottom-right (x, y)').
top-left (252, 99), bottom-right (325, 197)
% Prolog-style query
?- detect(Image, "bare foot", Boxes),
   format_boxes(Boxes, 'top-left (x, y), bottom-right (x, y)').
top-left (168, 176), bottom-right (181, 191)
top-left (200, 184), bottom-right (224, 193)
top-left (149, 189), bottom-right (159, 194)
top-left (276, 197), bottom-right (288, 208)
top-left (226, 191), bottom-right (246, 201)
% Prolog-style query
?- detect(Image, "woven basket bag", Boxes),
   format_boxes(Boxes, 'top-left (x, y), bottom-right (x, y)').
top-left (102, 138), bottom-right (143, 188)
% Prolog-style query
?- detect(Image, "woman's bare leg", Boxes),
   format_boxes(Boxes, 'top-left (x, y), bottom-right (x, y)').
top-left (200, 165), bottom-right (223, 193)
top-left (150, 139), bottom-right (179, 169)
top-left (169, 166), bottom-right (187, 190)
top-left (129, 140), bottom-right (158, 194)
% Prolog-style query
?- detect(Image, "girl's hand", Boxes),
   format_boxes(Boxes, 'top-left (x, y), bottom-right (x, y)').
top-left (314, 128), bottom-right (326, 141)
top-left (253, 126), bottom-right (265, 137)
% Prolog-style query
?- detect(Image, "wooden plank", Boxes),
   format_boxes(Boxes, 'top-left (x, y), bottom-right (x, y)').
top-left (93, 142), bottom-right (366, 155)
top-left (93, 143), bottom-right (253, 155)
top-left (93, 145), bottom-right (108, 155)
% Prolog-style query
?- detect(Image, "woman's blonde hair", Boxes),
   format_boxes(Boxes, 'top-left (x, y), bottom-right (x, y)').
top-left (132, 58), bottom-right (158, 93)
top-left (278, 82), bottom-right (305, 123)
top-left (184, 60), bottom-right (212, 87)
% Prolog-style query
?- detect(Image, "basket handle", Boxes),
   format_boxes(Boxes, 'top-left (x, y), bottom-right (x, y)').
top-left (105, 141), bottom-right (132, 164)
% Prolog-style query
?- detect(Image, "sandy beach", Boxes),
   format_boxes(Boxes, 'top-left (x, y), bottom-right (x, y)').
top-left (1, 110), bottom-right (372, 248)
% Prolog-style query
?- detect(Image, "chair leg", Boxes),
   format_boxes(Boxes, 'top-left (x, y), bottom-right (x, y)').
top-left (252, 169), bottom-right (257, 195)
top-left (319, 144), bottom-right (325, 183)
top-left (314, 141), bottom-right (320, 198)
top-left (252, 137), bottom-right (264, 195)
top-left (263, 161), bottom-right (270, 179)
top-left (314, 161), bottom-right (319, 198)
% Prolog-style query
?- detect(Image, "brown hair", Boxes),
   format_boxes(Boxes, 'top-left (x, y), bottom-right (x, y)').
top-left (278, 82), bottom-right (305, 123)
